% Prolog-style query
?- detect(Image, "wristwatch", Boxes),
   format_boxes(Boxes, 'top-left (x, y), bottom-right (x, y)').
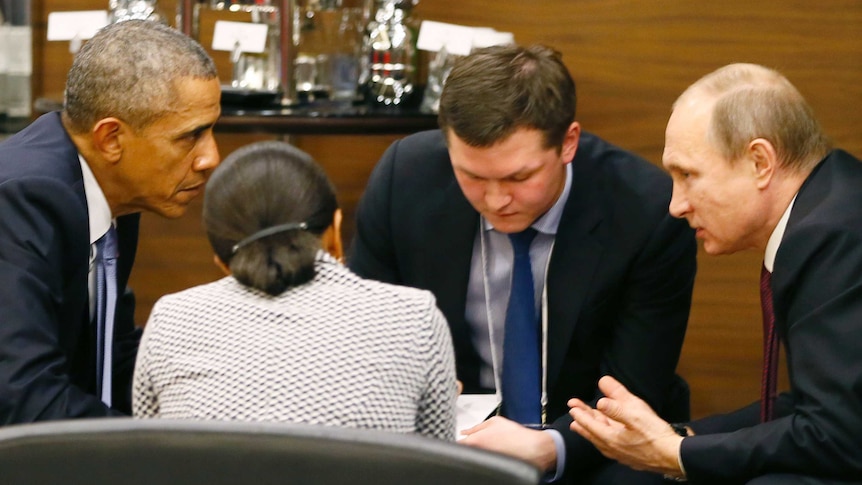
top-left (670, 422), bottom-right (689, 437)
top-left (663, 423), bottom-right (689, 482)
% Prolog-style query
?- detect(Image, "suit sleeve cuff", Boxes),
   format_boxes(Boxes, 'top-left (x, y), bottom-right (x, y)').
top-left (663, 438), bottom-right (688, 482)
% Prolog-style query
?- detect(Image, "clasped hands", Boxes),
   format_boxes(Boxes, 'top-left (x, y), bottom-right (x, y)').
top-left (567, 375), bottom-right (686, 479)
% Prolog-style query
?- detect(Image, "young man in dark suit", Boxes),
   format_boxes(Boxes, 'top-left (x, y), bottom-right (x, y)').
top-left (350, 44), bottom-right (697, 483)
top-left (0, 20), bottom-right (221, 424)
top-left (569, 63), bottom-right (862, 484)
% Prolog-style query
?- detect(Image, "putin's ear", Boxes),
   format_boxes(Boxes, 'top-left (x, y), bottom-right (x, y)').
top-left (91, 117), bottom-right (126, 163)
top-left (749, 138), bottom-right (779, 189)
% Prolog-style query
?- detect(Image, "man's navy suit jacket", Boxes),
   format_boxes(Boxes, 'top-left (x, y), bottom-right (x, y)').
top-left (349, 129), bottom-right (698, 475)
top-left (0, 112), bottom-right (140, 424)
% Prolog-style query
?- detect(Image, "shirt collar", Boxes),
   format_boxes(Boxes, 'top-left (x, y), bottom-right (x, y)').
top-left (764, 193), bottom-right (798, 273)
top-left (483, 163), bottom-right (572, 235)
top-left (78, 154), bottom-right (113, 244)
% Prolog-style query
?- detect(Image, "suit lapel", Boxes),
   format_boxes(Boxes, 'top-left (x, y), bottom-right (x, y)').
top-left (116, 213), bottom-right (140, 289)
top-left (545, 160), bottom-right (607, 391)
top-left (422, 179), bottom-right (479, 323)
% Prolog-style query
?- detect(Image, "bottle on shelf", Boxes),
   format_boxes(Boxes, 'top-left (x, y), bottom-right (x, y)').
top-left (364, 0), bottom-right (418, 107)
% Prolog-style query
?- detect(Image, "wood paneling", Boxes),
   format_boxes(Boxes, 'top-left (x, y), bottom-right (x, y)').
top-left (30, 0), bottom-right (861, 419)
top-left (413, 0), bottom-right (862, 162)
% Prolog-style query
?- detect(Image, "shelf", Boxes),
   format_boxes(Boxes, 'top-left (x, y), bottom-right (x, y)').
top-left (34, 96), bottom-right (438, 136)
top-left (217, 102), bottom-right (439, 136)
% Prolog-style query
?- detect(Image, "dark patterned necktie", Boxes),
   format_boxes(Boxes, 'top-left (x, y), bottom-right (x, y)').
top-left (501, 228), bottom-right (540, 424)
top-left (95, 226), bottom-right (119, 407)
top-left (760, 264), bottom-right (779, 422)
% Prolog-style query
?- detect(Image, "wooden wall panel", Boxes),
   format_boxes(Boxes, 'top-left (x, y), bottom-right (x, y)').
top-left (414, 0), bottom-right (862, 162)
top-left (29, 0), bottom-right (861, 419)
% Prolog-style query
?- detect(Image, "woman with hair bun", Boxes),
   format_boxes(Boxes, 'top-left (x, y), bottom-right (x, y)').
top-left (132, 141), bottom-right (457, 440)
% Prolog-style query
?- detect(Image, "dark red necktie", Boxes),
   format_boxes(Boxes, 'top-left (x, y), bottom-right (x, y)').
top-left (760, 265), bottom-right (780, 422)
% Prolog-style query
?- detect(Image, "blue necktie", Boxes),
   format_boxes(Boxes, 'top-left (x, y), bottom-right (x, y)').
top-left (502, 228), bottom-right (540, 424)
top-left (95, 226), bottom-right (118, 407)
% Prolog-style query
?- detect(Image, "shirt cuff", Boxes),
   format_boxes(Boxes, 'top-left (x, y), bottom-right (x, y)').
top-left (663, 438), bottom-right (688, 482)
top-left (542, 428), bottom-right (566, 482)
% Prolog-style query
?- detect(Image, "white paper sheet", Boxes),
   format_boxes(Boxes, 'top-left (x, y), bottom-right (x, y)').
top-left (455, 394), bottom-right (498, 438)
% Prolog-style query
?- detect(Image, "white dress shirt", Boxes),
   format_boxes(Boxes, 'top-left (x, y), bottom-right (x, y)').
top-left (79, 154), bottom-right (113, 320)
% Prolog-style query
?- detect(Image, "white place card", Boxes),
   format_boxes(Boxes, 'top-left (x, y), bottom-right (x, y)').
top-left (47, 10), bottom-right (109, 41)
top-left (211, 20), bottom-right (268, 54)
top-left (471, 30), bottom-right (515, 50)
top-left (417, 20), bottom-right (477, 56)
top-left (417, 20), bottom-right (513, 56)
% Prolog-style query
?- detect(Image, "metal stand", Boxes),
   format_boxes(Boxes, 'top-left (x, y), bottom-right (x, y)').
top-left (278, 0), bottom-right (297, 106)
top-left (178, 0), bottom-right (297, 106)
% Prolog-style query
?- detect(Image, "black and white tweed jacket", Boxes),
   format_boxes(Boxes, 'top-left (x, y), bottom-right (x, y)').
top-left (132, 252), bottom-right (457, 440)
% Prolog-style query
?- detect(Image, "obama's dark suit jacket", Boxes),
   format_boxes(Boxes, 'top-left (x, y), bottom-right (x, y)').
top-left (0, 112), bottom-right (140, 424)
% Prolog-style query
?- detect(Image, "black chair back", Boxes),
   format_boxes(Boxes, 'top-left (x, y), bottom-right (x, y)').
top-left (0, 418), bottom-right (541, 485)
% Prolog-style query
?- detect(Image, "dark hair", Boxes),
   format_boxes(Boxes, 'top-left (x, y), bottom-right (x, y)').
top-left (63, 19), bottom-right (217, 133)
top-left (437, 44), bottom-right (576, 150)
top-left (204, 141), bottom-right (339, 296)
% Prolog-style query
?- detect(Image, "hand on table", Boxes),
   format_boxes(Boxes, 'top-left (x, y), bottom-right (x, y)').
top-left (459, 416), bottom-right (556, 471)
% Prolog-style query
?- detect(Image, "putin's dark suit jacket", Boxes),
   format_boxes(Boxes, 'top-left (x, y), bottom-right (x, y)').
top-left (682, 150), bottom-right (862, 483)
top-left (349, 129), bottom-right (697, 477)
top-left (0, 112), bottom-right (140, 424)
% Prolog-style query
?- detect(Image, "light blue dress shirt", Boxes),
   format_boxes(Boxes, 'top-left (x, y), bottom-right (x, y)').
top-left (465, 163), bottom-right (572, 480)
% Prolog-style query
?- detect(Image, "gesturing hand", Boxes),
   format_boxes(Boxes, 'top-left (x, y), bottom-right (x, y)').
top-left (567, 375), bottom-right (685, 478)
